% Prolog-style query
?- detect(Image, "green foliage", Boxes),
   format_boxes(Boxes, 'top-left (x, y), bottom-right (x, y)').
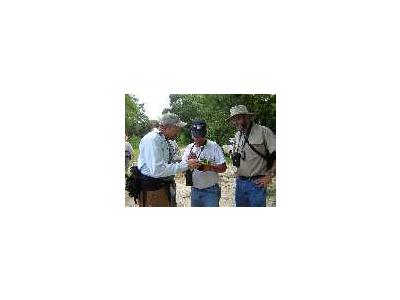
top-left (176, 128), bottom-right (191, 147)
top-left (125, 93), bottom-right (276, 153)
top-left (125, 94), bottom-right (150, 137)
top-left (224, 153), bottom-right (233, 166)
top-left (168, 94), bottom-right (276, 145)
top-left (128, 135), bottom-right (141, 149)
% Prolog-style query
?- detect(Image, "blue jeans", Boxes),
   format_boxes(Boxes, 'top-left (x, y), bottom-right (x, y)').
top-left (235, 177), bottom-right (267, 207)
top-left (191, 184), bottom-right (220, 207)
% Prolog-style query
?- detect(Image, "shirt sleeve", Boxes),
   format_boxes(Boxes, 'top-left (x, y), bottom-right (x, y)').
top-left (264, 127), bottom-right (276, 153)
top-left (214, 143), bottom-right (226, 165)
top-left (141, 136), bottom-right (188, 177)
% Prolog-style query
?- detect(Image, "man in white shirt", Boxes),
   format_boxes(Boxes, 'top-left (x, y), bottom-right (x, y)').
top-left (150, 120), bottom-right (181, 162)
top-left (182, 120), bottom-right (227, 207)
top-left (137, 113), bottom-right (200, 207)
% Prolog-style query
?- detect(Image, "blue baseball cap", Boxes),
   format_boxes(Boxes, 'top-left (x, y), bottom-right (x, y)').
top-left (191, 119), bottom-right (207, 137)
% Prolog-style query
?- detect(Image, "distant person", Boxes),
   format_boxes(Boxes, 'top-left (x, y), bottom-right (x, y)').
top-left (182, 120), bottom-right (227, 207)
top-left (125, 134), bottom-right (133, 172)
top-left (168, 139), bottom-right (182, 163)
top-left (228, 105), bottom-right (276, 207)
top-left (137, 113), bottom-right (201, 207)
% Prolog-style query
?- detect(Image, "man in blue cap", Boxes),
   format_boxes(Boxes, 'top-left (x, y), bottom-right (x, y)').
top-left (182, 120), bottom-right (227, 207)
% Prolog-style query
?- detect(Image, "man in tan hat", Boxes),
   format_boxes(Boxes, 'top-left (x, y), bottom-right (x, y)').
top-left (228, 105), bottom-right (276, 207)
top-left (137, 113), bottom-right (201, 207)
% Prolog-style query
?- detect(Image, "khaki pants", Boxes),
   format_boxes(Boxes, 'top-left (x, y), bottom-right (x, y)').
top-left (139, 188), bottom-right (170, 207)
top-left (139, 181), bottom-right (177, 207)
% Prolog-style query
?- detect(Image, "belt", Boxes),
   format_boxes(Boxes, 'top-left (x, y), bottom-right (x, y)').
top-left (238, 175), bottom-right (264, 181)
top-left (140, 174), bottom-right (174, 191)
top-left (192, 183), bottom-right (219, 190)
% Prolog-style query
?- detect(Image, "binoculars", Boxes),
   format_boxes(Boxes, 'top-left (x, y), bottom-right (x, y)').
top-left (232, 152), bottom-right (241, 167)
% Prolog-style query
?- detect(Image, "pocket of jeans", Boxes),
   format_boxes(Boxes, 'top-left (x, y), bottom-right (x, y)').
top-left (250, 180), bottom-right (265, 190)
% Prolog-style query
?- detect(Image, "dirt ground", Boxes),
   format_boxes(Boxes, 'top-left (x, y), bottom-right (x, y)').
top-left (125, 164), bottom-right (276, 207)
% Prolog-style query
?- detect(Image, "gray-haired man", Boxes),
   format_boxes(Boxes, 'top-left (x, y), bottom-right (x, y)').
top-left (137, 113), bottom-right (201, 207)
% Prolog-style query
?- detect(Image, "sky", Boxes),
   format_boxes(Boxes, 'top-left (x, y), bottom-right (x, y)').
top-left (134, 92), bottom-right (171, 120)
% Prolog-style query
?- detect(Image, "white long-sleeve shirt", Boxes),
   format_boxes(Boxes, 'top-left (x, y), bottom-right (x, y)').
top-left (138, 131), bottom-right (188, 178)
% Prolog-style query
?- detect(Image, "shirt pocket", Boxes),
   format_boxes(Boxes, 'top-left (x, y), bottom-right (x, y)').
top-left (247, 136), bottom-right (266, 157)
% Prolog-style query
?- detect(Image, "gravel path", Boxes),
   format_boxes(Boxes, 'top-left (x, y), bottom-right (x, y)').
top-left (125, 165), bottom-right (276, 207)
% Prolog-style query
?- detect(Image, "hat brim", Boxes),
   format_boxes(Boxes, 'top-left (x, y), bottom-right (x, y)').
top-left (226, 112), bottom-right (257, 121)
top-left (175, 121), bottom-right (187, 128)
top-left (191, 130), bottom-right (207, 138)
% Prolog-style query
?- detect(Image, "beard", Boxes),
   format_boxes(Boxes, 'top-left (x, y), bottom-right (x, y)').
top-left (236, 121), bottom-right (248, 132)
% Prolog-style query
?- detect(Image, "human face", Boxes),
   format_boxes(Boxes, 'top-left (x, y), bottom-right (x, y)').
top-left (230, 114), bottom-right (250, 132)
top-left (192, 134), bottom-right (206, 146)
top-left (164, 125), bottom-right (181, 140)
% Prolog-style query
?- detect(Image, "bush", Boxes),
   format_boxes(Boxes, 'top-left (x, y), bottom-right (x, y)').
top-left (128, 135), bottom-right (140, 149)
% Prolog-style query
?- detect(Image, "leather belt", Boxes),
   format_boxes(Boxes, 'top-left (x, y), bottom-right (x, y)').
top-left (238, 175), bottom-right (264, 181)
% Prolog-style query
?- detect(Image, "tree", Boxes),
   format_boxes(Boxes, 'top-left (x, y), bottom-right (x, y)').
top-left (125, 94), bottom-right (150, 137)
top-left (167, 94), bottom-right (276, 145)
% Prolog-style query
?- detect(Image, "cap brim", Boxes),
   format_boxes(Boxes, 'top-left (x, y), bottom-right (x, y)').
top-left (191, 130), bottom-right (206, 137)
top-left (176, 121), bottom-right (187, 128)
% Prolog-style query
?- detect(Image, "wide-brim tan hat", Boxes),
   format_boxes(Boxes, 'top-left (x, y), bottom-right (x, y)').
top-left (226, 105), bottom-right (256, 121)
